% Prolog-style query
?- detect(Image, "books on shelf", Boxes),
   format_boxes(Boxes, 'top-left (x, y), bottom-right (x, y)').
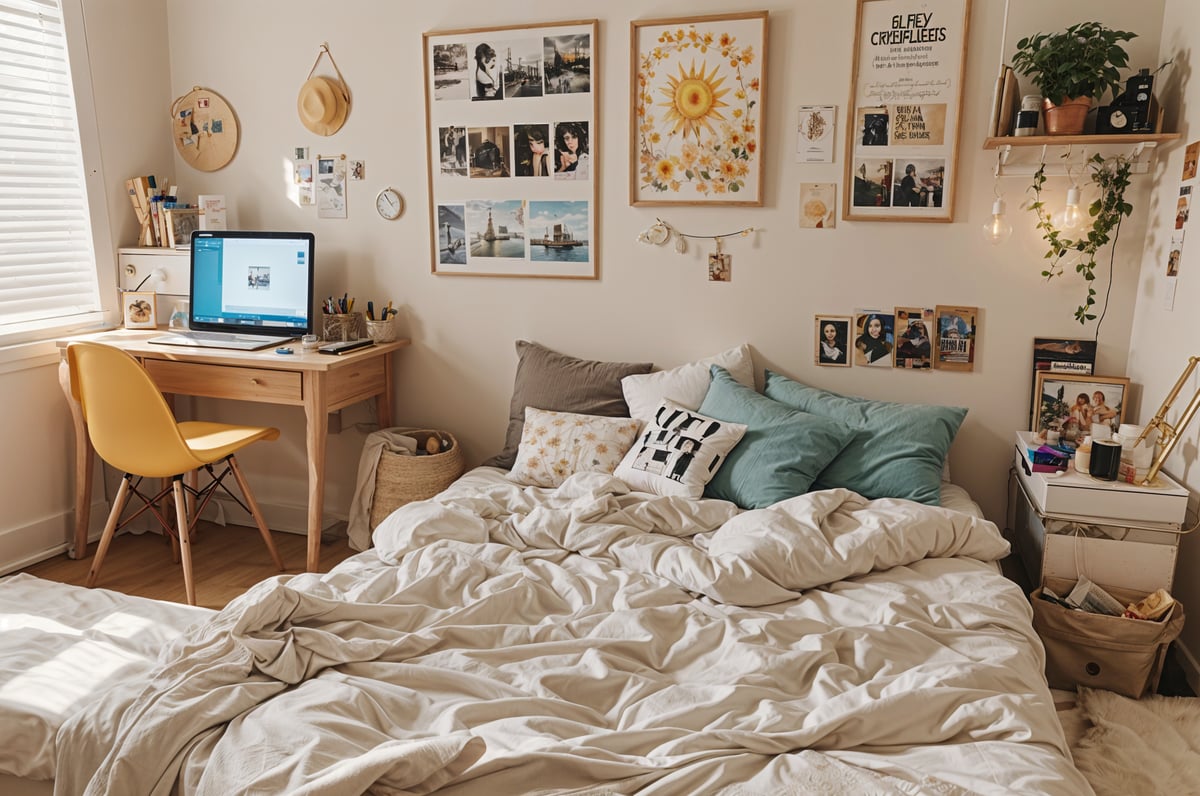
top-left (124, 174), bottom-right (195, 248)
top-left (989, 65), bottom-right (1019, 137)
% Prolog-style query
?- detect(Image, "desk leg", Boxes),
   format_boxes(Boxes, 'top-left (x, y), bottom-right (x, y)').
top-left (303, 370), bottom-right (329, 572)
top-left (59, 358), bottom-right (93, 559)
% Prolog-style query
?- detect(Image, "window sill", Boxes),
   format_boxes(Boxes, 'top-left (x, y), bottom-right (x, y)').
top-left (0, 312), bottom-right (113, 371)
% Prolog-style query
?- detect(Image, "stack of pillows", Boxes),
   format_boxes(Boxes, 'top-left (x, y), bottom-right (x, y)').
top-left (487, 340), bottom-right (967, 509)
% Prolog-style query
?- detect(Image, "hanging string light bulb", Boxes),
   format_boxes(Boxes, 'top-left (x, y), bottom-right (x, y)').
top-left (981, 160), bottom-right (1012, 244)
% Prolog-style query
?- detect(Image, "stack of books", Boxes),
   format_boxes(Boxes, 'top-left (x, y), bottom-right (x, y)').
top-left (124, 175), bottom-right (198, 249)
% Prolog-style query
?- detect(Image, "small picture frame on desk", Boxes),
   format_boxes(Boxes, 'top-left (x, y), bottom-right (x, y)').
top-left (122, 290), bottom-right (157, 329)
top-left (1032, 372), bottom-right (1130, 440)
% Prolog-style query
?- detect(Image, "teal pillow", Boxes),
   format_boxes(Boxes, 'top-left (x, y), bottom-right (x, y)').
top-left (698, 366), bottom-right (856, 509)
top-left (762, 369), bottom-right (966, 505)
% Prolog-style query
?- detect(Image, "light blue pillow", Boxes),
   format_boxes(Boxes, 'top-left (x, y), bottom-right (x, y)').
top-left (698, 366), bottom-right (856, 509)
top-left (762, 369), bottom-right (966, 505)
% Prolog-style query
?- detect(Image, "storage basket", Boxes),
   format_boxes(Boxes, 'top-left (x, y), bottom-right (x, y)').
top-left (369, 429), bottom-right (465, 529)
top-left (365, 317), bottom-right (397, 342)
top-left (1032, 576), bottom-right (1185, 699)
top-left (322, 312), bottom-right (366, 342)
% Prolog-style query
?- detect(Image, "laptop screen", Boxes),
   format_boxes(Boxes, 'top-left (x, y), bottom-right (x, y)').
top-left (188, 230), bottom-right (315, 336)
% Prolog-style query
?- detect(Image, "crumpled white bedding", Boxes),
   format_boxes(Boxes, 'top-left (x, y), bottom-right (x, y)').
top-left (16, 468), bottom-right (1091, 794)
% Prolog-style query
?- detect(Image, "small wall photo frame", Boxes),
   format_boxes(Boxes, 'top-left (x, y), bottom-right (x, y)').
top-left (1031, 372), bottom-right (1130, 439)
top-left (842, 0), bottom-right (970, 222)
top-left (122, 291), bottom-right (157, 329)
top-left (933, 304), bottom-right (976, 371)
top-left (630, 10), bottom-right (767, 206)
top-left (814, 315), bottom-right (851, 367)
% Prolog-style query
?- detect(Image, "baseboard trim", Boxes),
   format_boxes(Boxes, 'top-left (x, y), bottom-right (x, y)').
top-left (0, 497), bottom-right (109, 576)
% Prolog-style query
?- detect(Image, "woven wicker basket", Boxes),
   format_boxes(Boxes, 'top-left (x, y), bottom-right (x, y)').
top-left (369, 430), bottom-right (465, 529)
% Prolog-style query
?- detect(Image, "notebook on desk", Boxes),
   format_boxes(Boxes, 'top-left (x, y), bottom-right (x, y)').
top-left (149, 230), bottom-right (315, 352)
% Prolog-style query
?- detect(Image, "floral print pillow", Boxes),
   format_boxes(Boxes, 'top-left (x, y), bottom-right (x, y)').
top-left (508, 407), bottom-right (642, 488)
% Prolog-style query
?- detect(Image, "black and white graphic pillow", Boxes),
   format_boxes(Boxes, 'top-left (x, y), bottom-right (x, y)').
top-left (614, 399), bottom-right (747, 498)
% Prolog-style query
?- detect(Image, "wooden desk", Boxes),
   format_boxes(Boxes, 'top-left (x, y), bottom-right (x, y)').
top-left (57, 329), bottom-right (410, 571)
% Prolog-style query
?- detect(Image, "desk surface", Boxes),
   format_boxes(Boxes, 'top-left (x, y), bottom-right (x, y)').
top-left (58, 328), bottom-right (410, 571)
top-left (57, 328), bottom-right (410, 369)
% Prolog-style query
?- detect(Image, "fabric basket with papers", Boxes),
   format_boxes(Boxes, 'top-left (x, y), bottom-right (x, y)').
top-left (1032, 576), bottom-right (1185, 699)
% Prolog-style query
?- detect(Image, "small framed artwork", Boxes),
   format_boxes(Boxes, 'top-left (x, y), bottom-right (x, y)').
top-left (122, 291), bottom-right (157, 329)
top-left (814, 315), bottom-right (851, 367)
top-left (630, 11), bottom-right (767, 206)
top-left (1031, 372), bottom-right (1130, 439)
top-left (852, 309), bottom-right (894, 367)
top-left (893, 306), bottom-right (933, 370)
top-left (933, 304), bottom-right (976, 371)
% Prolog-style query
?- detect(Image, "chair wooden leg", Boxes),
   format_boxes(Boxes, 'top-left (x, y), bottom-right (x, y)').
top-left (228, 456), bottom-right (285, 571)
top-left (86, 475), bottom-right (133, 589)
top-left (173, 479), bottom-right (197, 606)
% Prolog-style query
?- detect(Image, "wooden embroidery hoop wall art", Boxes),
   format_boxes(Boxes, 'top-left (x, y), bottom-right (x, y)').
top-left (170, 86), bottom-right (239, 172)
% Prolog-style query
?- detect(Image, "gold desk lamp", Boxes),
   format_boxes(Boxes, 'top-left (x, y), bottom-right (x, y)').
top-left (1133, 356), bottom-right (1200, 486)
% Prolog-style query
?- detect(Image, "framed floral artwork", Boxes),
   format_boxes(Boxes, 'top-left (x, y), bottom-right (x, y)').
top-left (422, 20), bottom-right (598, 278)
top-left (630, 11), bottom-right (767, 206)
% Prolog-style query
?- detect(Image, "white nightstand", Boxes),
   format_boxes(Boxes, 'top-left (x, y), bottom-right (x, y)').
top-left (1008, 432), bottom-right (1190, 594)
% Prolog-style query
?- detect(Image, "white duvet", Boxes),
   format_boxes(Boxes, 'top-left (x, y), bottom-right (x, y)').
top-left (48, 469), bottom-right (1090, 795)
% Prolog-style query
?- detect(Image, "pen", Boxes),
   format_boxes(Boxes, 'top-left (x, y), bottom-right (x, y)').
top-left (367, 301), bottom-right (374, 320)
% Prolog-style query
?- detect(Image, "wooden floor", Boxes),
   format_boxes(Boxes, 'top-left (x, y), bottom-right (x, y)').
top-left (20, 523), bottom-right (360, 610)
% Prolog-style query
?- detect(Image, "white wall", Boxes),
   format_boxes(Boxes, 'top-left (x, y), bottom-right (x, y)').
top-left (1129, 0), bottom-right (1200, 672)
top-left (5, 0), bottom-right (1192, 676)
top-left (151, 0), bottom-right (1165, 526)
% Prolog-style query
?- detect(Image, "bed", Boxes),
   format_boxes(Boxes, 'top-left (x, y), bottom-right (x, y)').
top-left (0, 343), bottom-right (1093, 794)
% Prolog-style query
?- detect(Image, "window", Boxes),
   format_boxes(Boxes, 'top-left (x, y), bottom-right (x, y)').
top-left (0, 0), bottom-right (104, 339)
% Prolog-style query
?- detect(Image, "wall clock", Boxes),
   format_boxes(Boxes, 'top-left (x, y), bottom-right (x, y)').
top-left (376, 187), bottom-right (404, 220)
top-left (170, 86), bottom-right (239, 172)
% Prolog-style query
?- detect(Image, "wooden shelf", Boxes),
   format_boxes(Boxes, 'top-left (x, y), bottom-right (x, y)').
top-left (983, 132), bottom-right (1181, 176)
top-left (984, 132), bottom-right (1180, 149)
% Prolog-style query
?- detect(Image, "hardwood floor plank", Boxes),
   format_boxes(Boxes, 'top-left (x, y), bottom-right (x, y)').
top-left (19, 524), bottom-right (359, 610)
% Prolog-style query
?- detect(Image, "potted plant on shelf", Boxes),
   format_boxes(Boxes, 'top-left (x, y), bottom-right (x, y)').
top-left (1011, 21), bottom-right (1136, 135)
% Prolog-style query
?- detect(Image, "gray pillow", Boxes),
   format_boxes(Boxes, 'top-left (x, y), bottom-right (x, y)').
top-left (484, 341), bottom-right (653, 470)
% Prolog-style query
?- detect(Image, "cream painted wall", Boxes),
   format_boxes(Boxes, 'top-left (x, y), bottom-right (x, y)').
top-left (153, 0), bottom-right (1164, 527)
top-left (1129, 0), bottom-right (1200, 671)
top-left (4, 0), bottom-right (1188, 620)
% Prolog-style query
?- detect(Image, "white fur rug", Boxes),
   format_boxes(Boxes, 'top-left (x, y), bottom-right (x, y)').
top-left (1066, 687), bottom-right (1200, 796)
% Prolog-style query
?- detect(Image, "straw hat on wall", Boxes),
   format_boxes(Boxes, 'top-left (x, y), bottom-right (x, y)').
top-left (298, 75), bottom-right (349, 136)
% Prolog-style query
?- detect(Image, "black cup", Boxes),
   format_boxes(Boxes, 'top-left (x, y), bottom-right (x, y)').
top-left (1089, 440), bottom-right (1122, 480)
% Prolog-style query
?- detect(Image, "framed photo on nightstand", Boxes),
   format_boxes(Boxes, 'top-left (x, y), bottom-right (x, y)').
top-left (1031, 372), bottom-right (1130, 439)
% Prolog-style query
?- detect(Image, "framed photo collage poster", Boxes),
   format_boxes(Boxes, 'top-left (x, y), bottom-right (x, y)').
top-left (843, 0), bottom-right (970, 222)
top-left (423, 20), bottom-right (598, 278)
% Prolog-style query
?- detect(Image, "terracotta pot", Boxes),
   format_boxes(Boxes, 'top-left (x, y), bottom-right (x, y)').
top-left (1042, 96), bottom-right (1092, 135)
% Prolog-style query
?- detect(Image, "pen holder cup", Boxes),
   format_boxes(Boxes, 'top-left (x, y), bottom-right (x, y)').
top-left (322, 312), bottom-right (365, 342)
top-left (366, 317), bottom-right (397, 343)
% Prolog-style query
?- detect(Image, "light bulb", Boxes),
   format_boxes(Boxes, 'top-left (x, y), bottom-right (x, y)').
top-left (1057, 186), bottom-right (1085, 233)
top-left (981, 198), bottom-right (1012, 244)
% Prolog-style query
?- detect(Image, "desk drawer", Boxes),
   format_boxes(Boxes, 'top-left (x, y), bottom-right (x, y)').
top-left (144, 360), bottom-right (303, 404)
top-left (328, 358), bottom-right (386, 409)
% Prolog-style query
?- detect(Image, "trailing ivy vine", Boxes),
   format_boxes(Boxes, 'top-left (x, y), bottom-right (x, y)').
top-left (1026, 153), bottom-right (1133, 324)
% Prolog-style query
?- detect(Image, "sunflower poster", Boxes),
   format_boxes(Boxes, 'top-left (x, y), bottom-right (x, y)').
top-left (842, 0), bottom-right (970, 222)
top-left (631, 11), bottom-right (767, 206)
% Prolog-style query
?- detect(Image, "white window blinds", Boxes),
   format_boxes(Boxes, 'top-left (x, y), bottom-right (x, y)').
top-left (0, 0), bottom-right (100, 328)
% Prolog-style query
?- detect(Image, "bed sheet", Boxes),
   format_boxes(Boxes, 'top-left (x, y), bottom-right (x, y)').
top-left (41, 468), bottom-right (1088, 795)
top-left (0, 574), bottom-right (212, 780)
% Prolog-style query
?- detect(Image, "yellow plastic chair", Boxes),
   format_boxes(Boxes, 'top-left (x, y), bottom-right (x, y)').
top-left (67, 341), bottom-right (285, 605)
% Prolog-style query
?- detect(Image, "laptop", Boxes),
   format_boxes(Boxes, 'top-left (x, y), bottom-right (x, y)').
top-left (150, 230), bottom-right (315, 351)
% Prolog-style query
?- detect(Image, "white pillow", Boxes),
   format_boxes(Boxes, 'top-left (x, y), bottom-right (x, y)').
top-left (508, 407), bottom-right (642, 488)
top-left (621, 344), bottom-right (755, 421)
top-left (614, 399), bottom-right (747, 498)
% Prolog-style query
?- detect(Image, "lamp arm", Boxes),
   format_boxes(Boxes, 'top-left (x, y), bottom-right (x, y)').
top-left (1139, 356), bottom-right (1200, 485)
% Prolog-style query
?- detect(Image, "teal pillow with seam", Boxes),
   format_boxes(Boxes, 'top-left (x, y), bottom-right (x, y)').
top-left (698, 366), bottom-right (856, 509)
top-left (762, 369), bottom-right (966, 505)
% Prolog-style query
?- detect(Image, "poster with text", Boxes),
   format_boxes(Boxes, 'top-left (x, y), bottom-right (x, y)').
top-left (843, 0), bottom-right (970, 222)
